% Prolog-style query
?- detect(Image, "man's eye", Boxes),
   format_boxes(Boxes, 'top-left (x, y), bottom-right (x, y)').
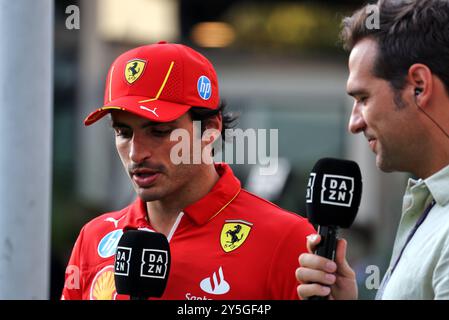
top-left (358, 97), bottom-right (368, 104)
top-left (114, 128), bottom-right (132, 138)
top-left (152, 128), bottom-right (172, 136)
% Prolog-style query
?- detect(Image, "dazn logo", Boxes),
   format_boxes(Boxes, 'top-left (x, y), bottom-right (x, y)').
top-left (321, 174), bottom-right (354, 207)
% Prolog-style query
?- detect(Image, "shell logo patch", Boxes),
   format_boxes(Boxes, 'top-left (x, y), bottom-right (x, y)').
top-left (125, 59), bottom-right (146, 84)
top-left (90, 265), bottom-right (117, 300)
top-left (220, 220), bottom-right (253, 253)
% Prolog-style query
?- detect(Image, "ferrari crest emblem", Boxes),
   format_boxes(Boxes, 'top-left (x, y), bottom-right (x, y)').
top-left (220, 220), bottom-right (252, 253)
top-left (125, 59), bottom-right (146, 84)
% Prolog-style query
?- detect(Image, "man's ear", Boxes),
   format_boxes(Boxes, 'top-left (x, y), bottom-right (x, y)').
top-left (408, 63), bottom-right (433, 108)
top-left (207, 113), bottom-right (222, 132)
top-left (203, 113), bottom-right (222, 145)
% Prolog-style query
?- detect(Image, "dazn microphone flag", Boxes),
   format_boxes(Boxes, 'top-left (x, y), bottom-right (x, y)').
top-left (306, 157), bottom-right (362, 228)
top-left (114, 229), bottom-right (171, 300)
top-left (305, 158), bottom-right (362, 300)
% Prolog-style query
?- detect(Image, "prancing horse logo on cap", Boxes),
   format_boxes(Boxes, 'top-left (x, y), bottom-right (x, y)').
top-left (125, 59), bottom-right (146, 84)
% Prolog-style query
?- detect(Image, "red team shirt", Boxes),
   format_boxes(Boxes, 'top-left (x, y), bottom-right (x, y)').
top-left (62, 163), bottom-right (315, 300)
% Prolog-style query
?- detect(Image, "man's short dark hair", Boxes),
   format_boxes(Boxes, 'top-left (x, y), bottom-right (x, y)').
top-left (189, 100), bottom-right (238, 142)
top-left (340, 0), bottom-right (449, 96)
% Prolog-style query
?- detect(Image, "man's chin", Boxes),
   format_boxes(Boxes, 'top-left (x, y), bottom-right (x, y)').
top-left (136, 189), bottom-right (164, 202)
top-left (376, 155), bottom-right (396, 173)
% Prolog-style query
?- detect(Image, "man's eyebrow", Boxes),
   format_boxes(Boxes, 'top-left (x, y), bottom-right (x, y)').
top-left (140, 121), bottom-right (173, 129)
top-left (111, 120), bottom-right (130, 128)
top-left (347, 88), bottom-right (369, 97)
top-left (111, 119), bottom-right (176, 129)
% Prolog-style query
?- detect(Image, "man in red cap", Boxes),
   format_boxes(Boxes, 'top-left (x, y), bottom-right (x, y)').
top-left (62, 42), bottom-right (315, 300)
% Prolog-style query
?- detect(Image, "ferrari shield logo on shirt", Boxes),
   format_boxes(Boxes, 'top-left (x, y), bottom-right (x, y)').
top-left (125, 59), bottom-right (146, 84)
top-left (220, 220), bottom-right (252, 253)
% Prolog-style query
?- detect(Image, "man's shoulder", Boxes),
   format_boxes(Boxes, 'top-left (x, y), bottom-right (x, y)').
top-left (224, 188), bottom-right (315, 255)
top-left (80, 203), bottom-right (133, 237)
top-left (233, 188), bottom-right (313, 229)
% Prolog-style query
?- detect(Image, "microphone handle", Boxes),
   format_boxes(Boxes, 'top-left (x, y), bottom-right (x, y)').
top-left (309, 225), bottom-right (338, 301)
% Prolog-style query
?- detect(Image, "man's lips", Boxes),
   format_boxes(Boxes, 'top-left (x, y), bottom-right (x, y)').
top-left (131, 169), bottom-right (160, 187)
top-left (364, 131), bottom-right (377, 153)
top-left (368, 138), bottom-right (377, 152)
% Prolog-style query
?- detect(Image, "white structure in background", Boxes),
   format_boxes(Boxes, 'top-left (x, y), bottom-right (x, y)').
top-left (0, 0), bottom-right (53, 299)
top-left (245, 158), bottom-right (291, 202)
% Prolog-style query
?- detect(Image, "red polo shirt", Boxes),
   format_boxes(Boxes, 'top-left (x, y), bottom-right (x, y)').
top-left (62, 163), bottom-right (315, 300)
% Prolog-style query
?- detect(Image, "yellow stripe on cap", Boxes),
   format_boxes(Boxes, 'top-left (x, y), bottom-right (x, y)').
top-left (100, 106), bottom-right (125, 111)
top-left (138, 61), bottom-right (175, 103)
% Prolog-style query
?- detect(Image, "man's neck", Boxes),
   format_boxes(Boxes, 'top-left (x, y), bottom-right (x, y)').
top-left (146, 164), bottom-right (220, 237)
top-left (410, 136), bottom-right (449, 179)
top-left (414, 152), bottom-right (449, 180)
top-left (415, 98), bottom-right (449, 178)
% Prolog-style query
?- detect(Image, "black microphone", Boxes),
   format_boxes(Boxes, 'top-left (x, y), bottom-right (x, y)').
top-left (305, 158), bottom-right (362, 300)
top-left (114, 229), bottom-right (171, 300)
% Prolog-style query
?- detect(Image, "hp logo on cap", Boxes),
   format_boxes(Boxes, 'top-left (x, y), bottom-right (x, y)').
top-left (197, 76), bottom-right (212, 100)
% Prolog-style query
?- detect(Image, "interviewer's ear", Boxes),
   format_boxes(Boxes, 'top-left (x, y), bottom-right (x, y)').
top-left (408, 64), bottom-right (433, 107)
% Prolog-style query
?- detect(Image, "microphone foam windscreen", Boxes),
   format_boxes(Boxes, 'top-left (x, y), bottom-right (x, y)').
top-left (114, 230), bottom-right (171, 298)
top-left (306, 158), bottom-right (362, 228)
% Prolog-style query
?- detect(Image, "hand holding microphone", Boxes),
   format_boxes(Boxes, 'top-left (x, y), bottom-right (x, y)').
top-left (296, 158), bottom-right (362, 300)
top-left (297, 233), bottom-right (357, 300)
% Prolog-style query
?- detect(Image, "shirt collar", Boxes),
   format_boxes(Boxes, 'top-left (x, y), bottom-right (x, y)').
top-left (183, 163), bottom-right (241, 225)
top-left (122, 196), bottom-right (151, 230)
top-left (122, 163), bottom-right (241, 228)
top-left (424, 163), bottom-right (449, 207)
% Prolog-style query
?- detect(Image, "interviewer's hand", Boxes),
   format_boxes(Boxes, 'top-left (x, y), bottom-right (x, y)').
top-left (296, 234), bottom-right (358, 300)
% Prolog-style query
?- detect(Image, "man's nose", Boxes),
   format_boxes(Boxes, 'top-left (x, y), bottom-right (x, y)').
top-left (348, 103), bottom-right (366, 134)
top-left (129, 133), bottom-right (152, 164)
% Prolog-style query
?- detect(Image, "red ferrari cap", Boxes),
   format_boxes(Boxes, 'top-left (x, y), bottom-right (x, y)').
top-left (84, 41), bottom-right (220, 125)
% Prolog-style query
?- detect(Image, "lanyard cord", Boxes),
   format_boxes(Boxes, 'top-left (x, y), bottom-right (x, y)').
top-left (390, 199), bottom-right (436, 275)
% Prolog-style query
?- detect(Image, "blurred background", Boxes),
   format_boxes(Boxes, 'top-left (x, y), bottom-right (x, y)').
top-left (49, 0), bottom-right (409, 300)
